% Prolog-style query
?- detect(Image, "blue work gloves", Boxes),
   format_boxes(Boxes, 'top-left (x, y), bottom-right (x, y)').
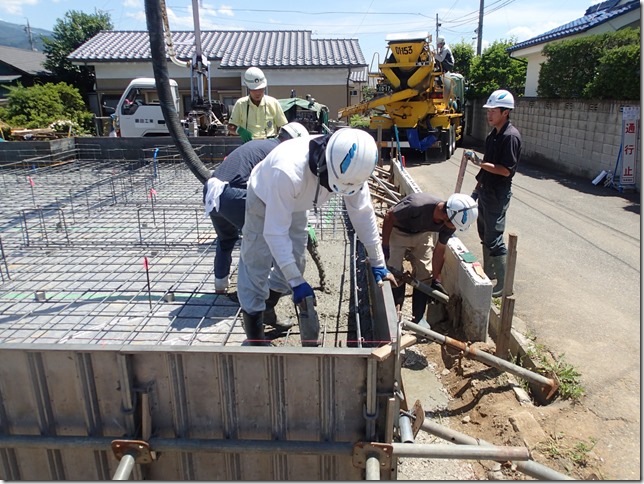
top-left (372, 266), bottom-right (390, 284)
top-left (292, 282), bottom-right (315, 304)
top-left (236, 126), bottom-right (253, 143)
top-left (464, 150), bottom-right (481, 166)
top-left (382, 244), bottom-right (390, 262)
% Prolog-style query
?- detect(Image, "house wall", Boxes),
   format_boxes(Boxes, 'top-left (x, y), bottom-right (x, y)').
top-left (469, 97), bottom-right (640, 191)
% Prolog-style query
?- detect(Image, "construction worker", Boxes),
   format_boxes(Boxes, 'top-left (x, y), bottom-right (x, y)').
top-left (434, 36), bottom-right (454, 72)
top-left (237, 128), bottom-right (396, 346)
top-left (382, 192), bottom-right (478, 324)
top-left (203, 122), bottom-right (309, 332)
top-left (465, 89), bottom-right (522, 297)
top-left (228, 66), bottom-right (288, 142)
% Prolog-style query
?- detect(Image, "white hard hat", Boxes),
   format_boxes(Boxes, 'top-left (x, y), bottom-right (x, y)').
top-left (483, 89), bottom-right (515, 109)
top-left (278, 122), bottom-right (309, 140)
top-left (446, 193), bottom-right (478, 231)
top-left (325, 128), bottom-right (378, 195)
top-left (437, 36), bottom-right (445, 44)
top-left (244, 67), bottom-right (267, 90)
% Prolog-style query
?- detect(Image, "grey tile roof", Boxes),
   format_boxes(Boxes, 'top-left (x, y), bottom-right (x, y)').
top-left (0, 45), bottom-right (50, 75)
top-left (68, 30), bottom-right (366, 67)
top-left (508, 0), bottom-right (640, 52)
top-left (350, 70), bottom-right (368, 82)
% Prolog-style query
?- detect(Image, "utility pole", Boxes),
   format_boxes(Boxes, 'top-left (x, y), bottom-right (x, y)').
top-left (24, 18), bottom-right (36, 51)
top-left (476, 0), bottom-right (484, 55)
top-left (436, 13), bottom-right (440, 44)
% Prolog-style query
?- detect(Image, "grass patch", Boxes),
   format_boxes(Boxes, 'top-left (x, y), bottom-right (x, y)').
top-left (525, 341), bottom-right (585, 401)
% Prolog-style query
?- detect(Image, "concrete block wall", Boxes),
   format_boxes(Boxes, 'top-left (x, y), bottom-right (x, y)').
top-left (468, 97), bottom-right (640, 191)
top-left (0, 136), bottom-right (243, 166)
top-left (391, 162), bottom-right (493, 342)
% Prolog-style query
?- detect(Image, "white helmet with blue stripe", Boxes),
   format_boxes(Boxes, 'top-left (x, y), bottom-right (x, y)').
top-left (325, 128), bottom-right (378, 195)
top-left (446, 193), bottom-right (478, 231)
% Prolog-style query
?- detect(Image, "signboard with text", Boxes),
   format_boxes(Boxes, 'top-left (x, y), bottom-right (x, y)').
top-left (619, 106), bottom-right (639, 188)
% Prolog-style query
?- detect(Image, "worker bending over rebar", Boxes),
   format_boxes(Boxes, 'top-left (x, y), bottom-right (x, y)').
top-left (237, 128), bottom-right (396, 346)
top-left (381, 192), bottom-right (478, 323)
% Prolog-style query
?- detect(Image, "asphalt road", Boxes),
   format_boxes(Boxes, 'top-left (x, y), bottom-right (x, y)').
top-left (399, 140), bottom-right (641, 479)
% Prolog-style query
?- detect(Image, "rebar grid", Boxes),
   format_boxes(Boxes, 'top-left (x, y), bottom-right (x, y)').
top-left (0, 156), bottom-right (357, 349)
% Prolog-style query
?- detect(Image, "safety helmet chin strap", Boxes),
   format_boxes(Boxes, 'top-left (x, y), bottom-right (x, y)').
top-left (308, 135), bottom-right (332, 214)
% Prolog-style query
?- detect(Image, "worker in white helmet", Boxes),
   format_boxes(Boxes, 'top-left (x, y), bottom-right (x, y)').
top-left (228, 66), bottom-right (288, 142)
top-left (237, 127), bottom-right (397, 346)
top-left (204, 123), bottom-right (309, 327)
top-left (381, 192), bottom-right (478, 324)
top-left (434, 36), bottom-right (454, 72)
top-left (464, 89), bottom-right (522, 297)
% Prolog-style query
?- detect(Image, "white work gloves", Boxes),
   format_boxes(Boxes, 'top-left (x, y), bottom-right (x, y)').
top-left (464, 150), bottom-right (482, 166)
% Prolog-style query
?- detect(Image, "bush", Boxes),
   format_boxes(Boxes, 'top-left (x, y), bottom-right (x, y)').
top-left (538, 28), bottom-right (640, 100)
top-left (0, 82), bottom-right (95, 134)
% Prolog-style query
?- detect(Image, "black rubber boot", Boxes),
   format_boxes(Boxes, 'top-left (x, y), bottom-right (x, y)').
top-left (263, 290), bottom-right (294, 333)
top-left (391, 284), bottom-right (406, 309)
top-left (241, 310), bottom-right (269, 346)
top-left (411, 288), bottom-right (429, 324)
top-left (490, 255), bottom-right (507, 297)
top-left (482, 245), bottom-right (494, 279)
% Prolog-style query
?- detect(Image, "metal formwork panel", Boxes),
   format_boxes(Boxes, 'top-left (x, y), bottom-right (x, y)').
top-left (0, 345), bottom-right (395, 480)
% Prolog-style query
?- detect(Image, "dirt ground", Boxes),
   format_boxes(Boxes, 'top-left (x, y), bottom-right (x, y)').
top-left (398, 326), bottom-right (609, 481)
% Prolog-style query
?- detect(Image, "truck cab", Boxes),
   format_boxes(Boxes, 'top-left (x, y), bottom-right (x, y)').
top-left (115, 78), bottom-right (180, 137)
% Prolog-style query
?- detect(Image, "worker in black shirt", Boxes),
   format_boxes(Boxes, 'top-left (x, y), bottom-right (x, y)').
top-left (465, 89), bottom-right (522, 297)
top-left (203, 122), bottom-right (308, 334)
top-left (381, 192), bottom-right (478, 324)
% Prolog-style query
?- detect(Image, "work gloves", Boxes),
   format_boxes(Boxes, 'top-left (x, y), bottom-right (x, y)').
top-left (236, 126), bottom-right (253, 143)
top-left (372, 266), bottom-right (391, 284)
top-left (430, 279), bottom-right (448, 296)
top-left (292, 281), bottom-right (315, 304)
top-left (464, 150), bottom-right (482, 166)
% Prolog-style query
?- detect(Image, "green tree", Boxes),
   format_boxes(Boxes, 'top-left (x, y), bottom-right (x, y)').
top-left (452, 40), bottom-right (475, 79)
top-left (467, 39), bottom-right (527, 100)
top-left (538, 28), bottom-right (640, 99)
top-left (42, 10), bottom-right (113, 100)
top-left (0, 83), bottom-right (95, 134)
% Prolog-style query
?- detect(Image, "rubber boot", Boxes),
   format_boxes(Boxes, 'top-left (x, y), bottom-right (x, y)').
top-left (391, 284), bottom-right (406, 308)
top-left (263, 290), bottom-right (294, 334)
top-left (490, 255), bottom-right (507, 297)
top-left (241, 310), bottom-right (269, 346)
top-left (411, 288), bottom-right (429, 324)
top-left (482, 245), bottom-right (494, 280)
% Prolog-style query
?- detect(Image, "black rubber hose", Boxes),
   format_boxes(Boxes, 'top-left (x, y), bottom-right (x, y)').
top-left (144, 0), bottom-right (211, 185)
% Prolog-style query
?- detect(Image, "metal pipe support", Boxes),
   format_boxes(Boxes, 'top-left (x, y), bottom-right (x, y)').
top-left (390, 442), bottom-right (530, 461)
top-left (403, 321), bottom-right (558, 399)
top-left (420, 420), bottom-right (573, 480)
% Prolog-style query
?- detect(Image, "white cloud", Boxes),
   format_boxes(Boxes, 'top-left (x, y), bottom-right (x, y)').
top-left (3, 0), bottom-right (37, 16)
top-left (218, 5), bottom-right (233, 17)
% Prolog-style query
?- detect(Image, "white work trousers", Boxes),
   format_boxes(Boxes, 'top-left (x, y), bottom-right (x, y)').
top-left (237, 186), bottom-right (309, 313)
top-left (389, 227), bottom-right (435, 283)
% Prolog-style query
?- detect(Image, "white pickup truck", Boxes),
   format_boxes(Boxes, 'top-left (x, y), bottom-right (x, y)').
top-left (115, 78), bottom-right (180, 137)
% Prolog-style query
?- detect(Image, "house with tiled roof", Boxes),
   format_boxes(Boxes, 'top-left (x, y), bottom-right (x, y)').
top-left (0, 45), bottom-right (51, 101)
top-left (68, 30), bottom-right (368, 120)
top-left (508, 0), bottom-right (640, 96)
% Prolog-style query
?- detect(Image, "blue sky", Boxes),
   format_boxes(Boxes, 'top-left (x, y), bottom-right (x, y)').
top-left (2, 0), bottom-right (602, 63)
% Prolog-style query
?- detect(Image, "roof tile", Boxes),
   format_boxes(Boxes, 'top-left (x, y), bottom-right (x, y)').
top-left (68, 30), bottom-right (366, 67)
top-left (508, 0), bottom-right (640, 52)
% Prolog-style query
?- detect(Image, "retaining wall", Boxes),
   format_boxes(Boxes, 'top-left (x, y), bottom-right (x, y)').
top-left (468, 98), bottom-right (640, 191)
